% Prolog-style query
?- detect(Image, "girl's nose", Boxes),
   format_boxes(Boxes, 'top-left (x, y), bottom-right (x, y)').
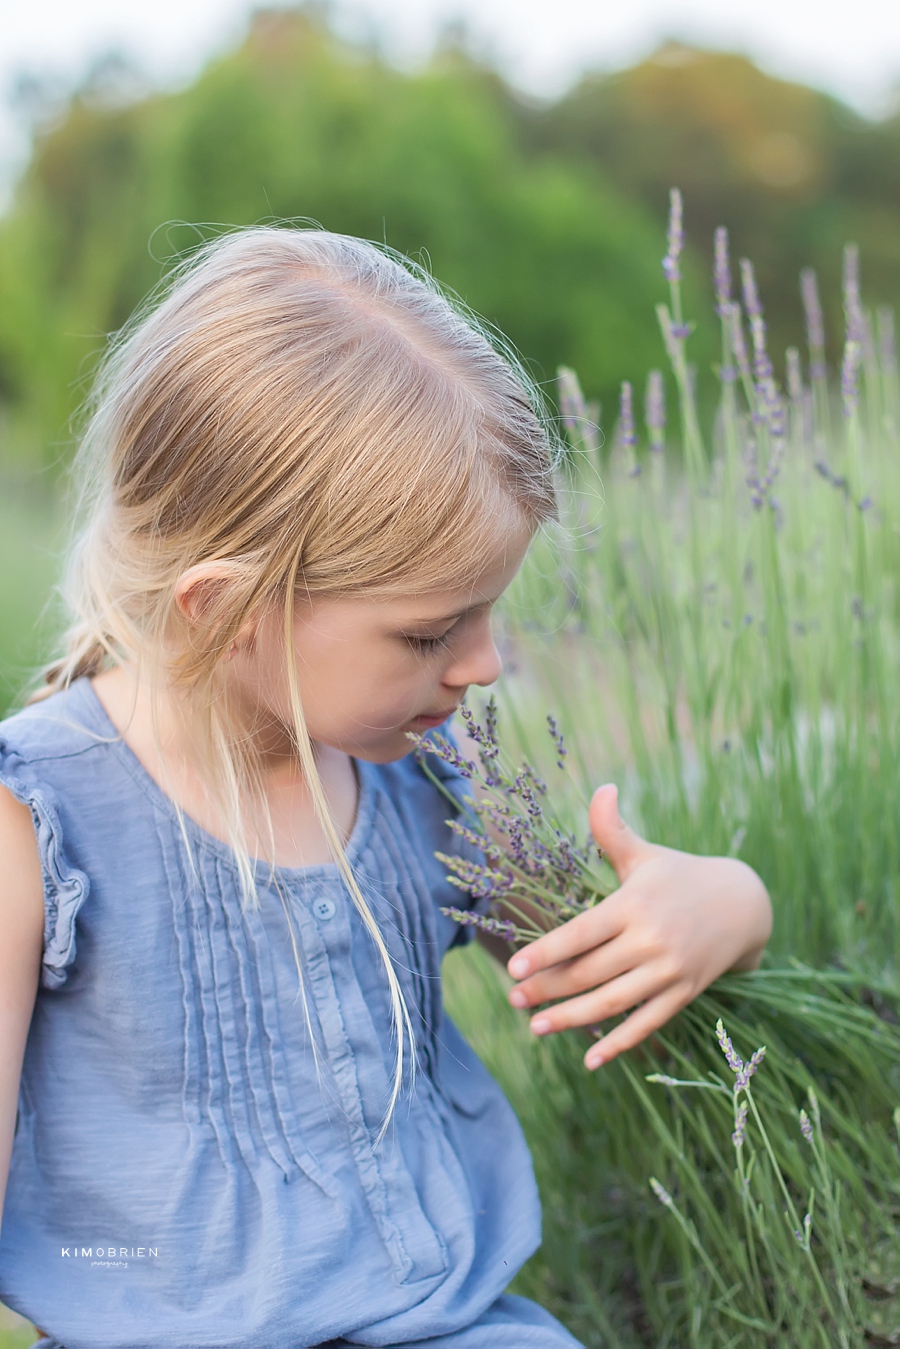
top-left (443, 620), bottom-right (502, 690)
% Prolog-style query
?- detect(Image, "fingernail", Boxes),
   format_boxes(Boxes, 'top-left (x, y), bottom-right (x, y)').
top-left (586, 1048), bottom-right (605, 1070)
top-left (530, 1016), bottom-right (551, 1035)
top-left (508, 989), bottom-right (528, 1008)
top-left (508, 956), bottom-right (529, 978)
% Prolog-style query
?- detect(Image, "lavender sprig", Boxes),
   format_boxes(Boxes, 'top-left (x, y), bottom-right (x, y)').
top-left (662, 187), bottom-right (684, 285)
top-left (713, 226), bottom-right (732, 316)
top-left (716, 1018), bottom-right (766, 1091)
top-left (417, 704), bottom-right (614, 946)
top-left (439, 906), bottom-right (517, 942)
top-left (546, 715), bottom-right (568, 770)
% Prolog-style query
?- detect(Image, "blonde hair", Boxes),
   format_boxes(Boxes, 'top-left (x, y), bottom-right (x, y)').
top-left (37, 226), bottom-right (557, 1121)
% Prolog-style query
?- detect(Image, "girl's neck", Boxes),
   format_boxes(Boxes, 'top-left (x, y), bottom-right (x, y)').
top-left (90, 665), bottom-right (358, 868)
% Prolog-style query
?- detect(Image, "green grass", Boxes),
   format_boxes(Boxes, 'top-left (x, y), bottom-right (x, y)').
top-left (439, 232), bottom-right (900, 1344)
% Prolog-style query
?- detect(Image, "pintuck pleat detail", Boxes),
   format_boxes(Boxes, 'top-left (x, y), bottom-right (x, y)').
top-left (359, 792), bottom-right (443, 1081)
top-left (162, 825), bottom-right (335, 1189)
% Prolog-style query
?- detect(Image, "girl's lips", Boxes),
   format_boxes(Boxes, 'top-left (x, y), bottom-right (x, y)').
top-left (409, 709), bottom-right (457, 729)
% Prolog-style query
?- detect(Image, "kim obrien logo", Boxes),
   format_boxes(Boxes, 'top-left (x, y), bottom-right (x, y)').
top-left (60, 1245), bottom-right (159, 1269)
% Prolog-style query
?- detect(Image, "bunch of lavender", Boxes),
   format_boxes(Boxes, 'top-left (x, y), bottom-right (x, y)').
top-left (408, 698), bottom-right (614, 944)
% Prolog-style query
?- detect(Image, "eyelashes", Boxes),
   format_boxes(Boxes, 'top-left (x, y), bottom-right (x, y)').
top-left (403, 631), bottom-right (453, 655)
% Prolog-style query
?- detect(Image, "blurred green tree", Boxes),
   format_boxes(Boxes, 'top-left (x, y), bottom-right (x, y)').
top-left (523, 41), bottom-right (900, 364)
top-left (0, 7), bottom-right (671, 468)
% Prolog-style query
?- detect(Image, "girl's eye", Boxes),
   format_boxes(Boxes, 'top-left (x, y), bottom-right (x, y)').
top-left (403, 631), bottom-right (452, 655)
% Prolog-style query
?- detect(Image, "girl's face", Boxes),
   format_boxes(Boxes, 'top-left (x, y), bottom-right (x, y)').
top-left (231, 522), bottom-right (532, 763)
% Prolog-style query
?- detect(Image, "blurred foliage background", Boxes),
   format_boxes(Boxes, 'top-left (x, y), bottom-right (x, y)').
top-left (1, 0), bottom-right (900, 702)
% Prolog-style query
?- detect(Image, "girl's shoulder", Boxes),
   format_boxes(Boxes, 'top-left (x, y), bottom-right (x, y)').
top-left (0, 679), bottom-right (108, 768)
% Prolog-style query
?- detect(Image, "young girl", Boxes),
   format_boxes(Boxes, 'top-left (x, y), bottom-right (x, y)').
top-left (0, 228), bottom-right (771, 1348)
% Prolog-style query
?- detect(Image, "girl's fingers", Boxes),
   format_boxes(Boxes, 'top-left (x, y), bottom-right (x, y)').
top-left (588, 784), bottom-right (654, 882)
top-left (525, 962), bottom-right (681, 1039)
top-left (584, 986), bottom-right (690, 1069)
top-left (507, 892), bottom-right (626, 981)
top-left (508, 930), bottom-right (636, 1009)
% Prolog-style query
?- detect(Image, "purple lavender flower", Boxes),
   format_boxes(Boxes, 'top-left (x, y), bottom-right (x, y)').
top-left (799, 1109), bottom-right (814, 1145)
top-left (446, 817), bottom-right (504, 863)
top-left (423, 733), bottom-right (474, 778)
top-left (731, 1100), bottom-right (749, 1150)
top-left (715, 1019), bottom-right (744, 1074)
top-left (841, 338), bottom-right (862, 418)
top-left (460, 702), bottom-right (502, 785)
top-left (714, 226), bottom-right (732, 315)
top-left (437, 852), bottom-right (515, 901)
top-left (439, 907), bottom-right (518, 942)
top-left (739, 258), bottom-right (762, 319)
top-left (734, 1045), bottom-right (766, 1091)
top-left (800, 268), bottom-right (827, 381)
top-left (644, 370), bottom-right (665, 449)
top-left (662, 187), bottom-right (684, 284)
top-left (546, 715), bottom-right (568, 770)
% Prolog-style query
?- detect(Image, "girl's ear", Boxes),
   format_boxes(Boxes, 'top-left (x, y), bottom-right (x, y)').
top-left (174, 562), bottom-right (241, 626)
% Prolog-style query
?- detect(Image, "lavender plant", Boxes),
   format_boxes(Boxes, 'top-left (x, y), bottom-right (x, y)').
top-left (443, 190), bottom-right (900, 1345)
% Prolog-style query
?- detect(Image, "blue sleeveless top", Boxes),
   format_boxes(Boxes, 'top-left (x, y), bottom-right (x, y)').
top-left (0, 680), bottom-right (581, 1348)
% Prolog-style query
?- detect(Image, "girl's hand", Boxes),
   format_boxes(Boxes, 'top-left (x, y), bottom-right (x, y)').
top-left (505, 784), bottom-right (772, 1070)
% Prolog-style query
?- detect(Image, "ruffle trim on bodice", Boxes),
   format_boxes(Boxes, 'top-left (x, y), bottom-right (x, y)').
top-left (0, 740), bottom-right (90, 989)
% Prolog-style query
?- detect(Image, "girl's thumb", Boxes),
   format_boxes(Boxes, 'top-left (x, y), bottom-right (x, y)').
top-left (589, 784), bottom-right (648, 881)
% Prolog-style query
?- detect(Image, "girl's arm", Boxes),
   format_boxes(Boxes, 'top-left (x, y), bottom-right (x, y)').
top-left (0, 786), bottom-right (44, 1231)
top-left (505, 784), bottom-right (772, 1069)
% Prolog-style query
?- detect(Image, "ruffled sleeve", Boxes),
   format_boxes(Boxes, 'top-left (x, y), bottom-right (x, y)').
top-left (0, 742), bottom-right (90, 989)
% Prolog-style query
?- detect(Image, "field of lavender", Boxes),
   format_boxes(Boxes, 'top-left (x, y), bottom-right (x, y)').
top-left (2, 196), bottom-right (900, 1346)
top-left (444, 195), bottom-right (900, 1346)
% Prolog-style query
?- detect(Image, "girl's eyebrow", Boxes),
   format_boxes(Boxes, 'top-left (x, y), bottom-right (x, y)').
top-left (404, 599), bottom-right (489, 628)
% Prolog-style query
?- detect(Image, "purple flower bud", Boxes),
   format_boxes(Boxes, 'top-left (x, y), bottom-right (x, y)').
top-left (426, 734), bottom-right (475, 778)
top-left (714, 226), bottom-right (732, 315)
top-left (731, 1100), bottom-right (749, 1150)
top-left (799, 1110), bottom-right (814, 1145)
top-left (734, 1045), bottom-right (766, 1091)
top-left (546, 714), bottom-right (568, 770)
top-left (617, 381), bottom-right (637, 449)
top-left (715, 1019), bottom-right (744, 1075)
top-left (662, 188), bottom-right (684, 284)
top-left (739, 258), bottom-right (762, 320)
top-left (439, 906), bottom-right (518, 942)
